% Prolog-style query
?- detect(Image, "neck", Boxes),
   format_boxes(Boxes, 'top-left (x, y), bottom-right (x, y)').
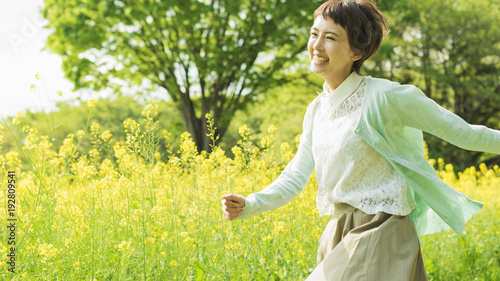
top-left (323, 68), bottom-right (354, 93)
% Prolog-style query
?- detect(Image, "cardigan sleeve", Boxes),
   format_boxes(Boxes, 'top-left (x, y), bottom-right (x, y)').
top-left (236, 98), bottom-right (317, 220)
top-left (390, 84), bottom-right (500, 155)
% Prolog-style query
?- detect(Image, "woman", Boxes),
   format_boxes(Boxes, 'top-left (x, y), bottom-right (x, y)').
top-left (221, 0), bottom-right (500, 280)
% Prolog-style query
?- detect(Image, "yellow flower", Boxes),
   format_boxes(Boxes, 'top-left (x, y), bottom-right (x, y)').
top-left (17, 111), bottom-right (24, 118)
top-left (170, 260), bottom-right (178, 266)
top-left (144, 237), bottom-right (155, 245)
top-left (267, 125), bottom-right (277, 134)
top-left (30, 84), bottom-right (37, 91)
top-left (262, 234), bottom-right (273, 242)
top-left (101, 130), bottom-right (112, 142)
top-left (83, 165), bottom-right (97, 178)
top-left (116, 241), bottom-right (133, 252)
top-left (37, 243), bottom-right (58, 264)
top-left (57, 90), bottom-right (63, 96)
top-left (273, 221), bottom-right (285, 233)
top-left (238, 124), bottom-right (252, 140)
top-left (35, 73), bottom-right (41, 80)
top-left (76, 130), bottom-right (85, 139)
top-left (88, 99), bottom-right (97, 107)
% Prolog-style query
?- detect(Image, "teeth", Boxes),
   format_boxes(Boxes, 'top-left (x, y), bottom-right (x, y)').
top-left (314, 56), bottom-right (329, 63)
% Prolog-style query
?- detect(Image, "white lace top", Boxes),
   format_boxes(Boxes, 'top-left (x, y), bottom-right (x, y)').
top-left (313, 72), bottom-right (413, 216)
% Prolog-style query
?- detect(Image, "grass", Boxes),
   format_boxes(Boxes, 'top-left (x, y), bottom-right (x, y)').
top-left (0, 99), bottom-right (498, 280)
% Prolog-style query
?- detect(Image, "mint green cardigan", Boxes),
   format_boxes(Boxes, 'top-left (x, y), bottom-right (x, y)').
top-left (239, 76), bottom-right (500, 237)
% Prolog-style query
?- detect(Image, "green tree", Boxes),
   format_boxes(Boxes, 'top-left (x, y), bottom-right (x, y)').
top-left (41, 0), bottom-right (319, 152)
top-left (366, 0), bottom-right (500, 168)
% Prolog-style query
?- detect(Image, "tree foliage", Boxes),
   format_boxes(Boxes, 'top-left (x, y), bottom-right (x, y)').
top-left (42, 0), bottom-right (319, 152)
top-left (365, 0), bottom-right (500, 168)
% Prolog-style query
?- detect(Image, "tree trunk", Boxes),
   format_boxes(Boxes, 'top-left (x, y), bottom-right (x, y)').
top-left (181, 113), bottom-right (213, 154)
top-left (176, 99), bottom-right (211, 154)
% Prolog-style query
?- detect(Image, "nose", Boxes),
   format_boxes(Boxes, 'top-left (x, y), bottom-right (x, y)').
top-left (313, 37), bottom-right (324, 51)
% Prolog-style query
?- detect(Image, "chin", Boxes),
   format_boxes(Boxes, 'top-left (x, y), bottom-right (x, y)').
top-left (310, 65), bottom-right (326, 76)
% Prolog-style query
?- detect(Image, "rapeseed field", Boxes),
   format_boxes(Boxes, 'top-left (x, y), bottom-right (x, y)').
top-left (0, 100), bottom-right (498, 280)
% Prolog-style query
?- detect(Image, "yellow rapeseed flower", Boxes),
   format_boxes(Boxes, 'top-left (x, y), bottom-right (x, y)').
top-left (88, 99), bottom-right (97, 107)
top-left (76, 130), bottom-right (85, 139)
top-left (37, 243), bottom-right (58, 264)
top-left (144, 237), bottom-right (155, 245)
top-left (267, 125), bottom-right (277, 134)
top-left (273, 221), bottom-right (285, 233)
top-left (35, 73), bottom-right (41, 80)
top-left (57, 90), bottom-right (63, 96)
top-left (83, 165), bottom-right (97, 178)
top-left (30, 84), bottom-right (36, 91)
top-left (116, 241), bottom-right (132, 252)
top-left (101, 130), bottom-right (112, 142)
top-left (238, 124), bottom-right (252, 140)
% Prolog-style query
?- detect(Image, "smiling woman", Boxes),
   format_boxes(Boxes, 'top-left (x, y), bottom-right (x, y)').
top-left (308, 17), bottom-right (361, 92)
top-left (308, 0), bottom-right (387, 93)
top-left (222, 0), bottom-right (500, 280)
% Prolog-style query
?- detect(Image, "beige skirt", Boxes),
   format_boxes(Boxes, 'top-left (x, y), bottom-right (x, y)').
top-left (306, 203), bottom-right (428, 281)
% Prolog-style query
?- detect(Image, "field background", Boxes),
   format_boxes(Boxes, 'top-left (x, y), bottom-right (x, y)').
top-left (0, 107), bottom-right (499, 280)
top-left (1, 0), bottom-right (500, 279)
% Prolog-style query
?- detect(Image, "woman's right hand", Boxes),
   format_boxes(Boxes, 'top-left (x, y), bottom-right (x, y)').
top-left (221, 194), bottom-right (245, 220)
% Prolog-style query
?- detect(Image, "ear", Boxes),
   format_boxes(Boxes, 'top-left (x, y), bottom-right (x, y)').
top-left (351, 52), bottom-right (362, 61)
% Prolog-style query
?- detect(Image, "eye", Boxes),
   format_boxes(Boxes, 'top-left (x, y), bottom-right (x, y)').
top-left (327, 36), bottom-right (335, 41)
top-left (310, 32), bottom-right (318, 36)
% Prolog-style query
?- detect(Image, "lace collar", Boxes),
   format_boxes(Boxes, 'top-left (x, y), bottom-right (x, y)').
top-left (317, 72), bottom-right (365, 108)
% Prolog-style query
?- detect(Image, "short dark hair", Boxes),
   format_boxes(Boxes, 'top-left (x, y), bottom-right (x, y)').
top-left (314, 0), bottom-right (389, 75)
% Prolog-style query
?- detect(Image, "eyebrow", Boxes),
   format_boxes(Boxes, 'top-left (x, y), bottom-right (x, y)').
top-left (311, 27), bottom-right (339, 37)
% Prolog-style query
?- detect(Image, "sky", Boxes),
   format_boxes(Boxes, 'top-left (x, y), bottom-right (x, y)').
top-left (0, 0), bottom-right (124, 121)
top-left (0, 0), bottom-right (70, 119)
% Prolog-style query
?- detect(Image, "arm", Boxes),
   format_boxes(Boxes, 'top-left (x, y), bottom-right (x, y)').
top-left (234, 99), bottom-right (317, 220)
top-left (390, 84), bottom-right (500, 154)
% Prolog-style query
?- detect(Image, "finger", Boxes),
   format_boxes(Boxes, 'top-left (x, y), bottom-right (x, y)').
top-left (222, 198), bottom-right (242, 208)
top-left (223, 208), bottom-right (243, 220)
top-left (223, 200), bottom-right (242, 208)
top-left (222, 194), bottom-right (244, 205)
top-left (228, 210), bottom-right (243, 220)
top-left (222, 205), bottom-right (242, 213)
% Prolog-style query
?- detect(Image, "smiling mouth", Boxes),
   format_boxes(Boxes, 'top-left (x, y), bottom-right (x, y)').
top-left (313, 56), bottom-right (329, 63)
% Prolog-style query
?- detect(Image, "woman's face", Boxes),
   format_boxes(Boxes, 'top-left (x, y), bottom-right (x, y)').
top-left (308, 15), bottom-right (360, 83)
